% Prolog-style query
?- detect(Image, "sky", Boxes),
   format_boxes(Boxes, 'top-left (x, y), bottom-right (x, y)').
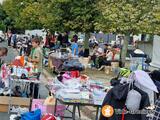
top-left (0, 0), bottom-right (3, 4)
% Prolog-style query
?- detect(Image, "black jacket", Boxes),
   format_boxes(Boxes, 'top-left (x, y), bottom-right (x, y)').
top-left (100, 84), bottom-right (150, 120)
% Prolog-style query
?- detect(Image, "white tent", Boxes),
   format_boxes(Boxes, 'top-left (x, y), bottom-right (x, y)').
top-left (150, 35), bottom-right (160, 68)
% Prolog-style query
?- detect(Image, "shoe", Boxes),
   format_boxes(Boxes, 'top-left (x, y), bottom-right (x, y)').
top-left (98, 66), bottom-right (105, 71)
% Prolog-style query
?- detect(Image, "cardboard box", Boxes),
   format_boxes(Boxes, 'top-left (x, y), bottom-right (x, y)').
top-left (0, 96), bottom-right (31, 112)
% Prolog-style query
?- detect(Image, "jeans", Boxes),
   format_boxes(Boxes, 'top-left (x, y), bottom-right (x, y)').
top-left (30, 72), bottom-right (41, 98)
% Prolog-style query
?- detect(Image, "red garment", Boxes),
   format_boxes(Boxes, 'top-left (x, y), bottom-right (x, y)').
top-left (70, 71), bottom-right (80, 78)
top-left (41, 114), bottom-right (56, 120)
top-left (50, 35), bottom-right (56, 43)
top-left (112, 53), bottom-right (116, 61)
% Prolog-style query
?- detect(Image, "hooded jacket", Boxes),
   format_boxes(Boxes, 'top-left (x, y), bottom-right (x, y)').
top-left (100, 84), bottom-right (150, 120)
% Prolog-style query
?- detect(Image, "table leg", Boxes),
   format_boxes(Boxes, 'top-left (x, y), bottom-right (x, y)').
top-left (72, 105), bottom-right (76, 120)
top-left (32, 83), bottom-right (35, 98)
top-left (54, 99), bottom-right (58, 116)
top-left (95, 107), bottom-right (100, 120)
top-left (77, 106), bottom-right (81, 118)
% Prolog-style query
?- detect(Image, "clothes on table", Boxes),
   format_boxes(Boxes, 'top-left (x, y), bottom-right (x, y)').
top-left (149, 98), bottom-right (160, 120)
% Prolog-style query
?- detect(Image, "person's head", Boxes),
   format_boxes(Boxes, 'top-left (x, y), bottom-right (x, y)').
top-left (64, 31), bottom-right (68, 35)
top-left (0, 47), bottom-right (8, 57)
top-left (31, 38), bottom-right (40, 48)
top-left (104, 43), bottom-right (109, 48)
top-left (108, 46), bottom-right (112, 51)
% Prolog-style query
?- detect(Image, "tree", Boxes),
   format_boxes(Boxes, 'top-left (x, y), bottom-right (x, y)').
top-left (50, 0), bottom-right (99, 56)
top-left (15, 2), bottom-right (43, 29)
top-left (97, 0), bottom-right (160, 66)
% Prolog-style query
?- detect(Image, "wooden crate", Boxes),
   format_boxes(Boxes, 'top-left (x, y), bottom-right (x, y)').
top-left (0, 96), bottom-right (31, 112)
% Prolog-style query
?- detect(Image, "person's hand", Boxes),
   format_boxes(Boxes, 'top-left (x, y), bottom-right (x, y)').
top-left (28, 57), bottom-right (32, 62)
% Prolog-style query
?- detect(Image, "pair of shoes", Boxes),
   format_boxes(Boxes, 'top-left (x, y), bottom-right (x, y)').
top-left (98, 66), bottom-right (105, 71)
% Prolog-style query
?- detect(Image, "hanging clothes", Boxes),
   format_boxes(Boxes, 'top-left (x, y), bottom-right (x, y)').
top-left (100, 84), bottom-right (150, 120)
top-left (133, 70), bottom-right (158, 105)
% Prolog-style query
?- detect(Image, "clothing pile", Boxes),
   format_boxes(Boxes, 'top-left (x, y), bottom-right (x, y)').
top-left (10, 109), bottom-right (59, 120)
top-left (61, 59), bottom-right (84, 71)
top-left (100, 70), bottom-right (159, 120)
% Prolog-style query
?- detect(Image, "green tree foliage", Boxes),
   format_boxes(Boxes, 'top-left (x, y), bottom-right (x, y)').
top-left (97, 0), bottom-right (160, 65)
top-left (15, 2), bottom-right (43, 29)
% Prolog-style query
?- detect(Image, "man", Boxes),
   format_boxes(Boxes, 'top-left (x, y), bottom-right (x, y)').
top-left (29, 38), bottom-right (43, 98)
top-left (62, 31), bottom-right (69, 46)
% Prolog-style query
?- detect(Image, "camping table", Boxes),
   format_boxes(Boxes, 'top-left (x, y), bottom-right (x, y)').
top-left (8, 77), bottom-right (41, 114)
top-left (54, 96), bottom-right (102, 120)
top-left (49, 53), bottom-right (68, 72)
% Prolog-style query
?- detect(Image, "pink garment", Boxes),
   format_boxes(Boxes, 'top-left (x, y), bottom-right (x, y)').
top-left (31, 99), bottom-right (65, 116)
top-left (1, 64), bottom-right (10, 81)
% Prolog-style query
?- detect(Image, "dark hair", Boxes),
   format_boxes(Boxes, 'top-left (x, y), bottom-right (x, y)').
top-left (31, 38), bottom-right (40, 45)
top-left (0, 47), bottom-right (8, 56)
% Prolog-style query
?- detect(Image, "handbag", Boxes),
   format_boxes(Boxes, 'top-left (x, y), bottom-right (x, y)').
top-left (21, 109), bottom-right (41, 120)
top-left (125, 77), bottom-right (142, 111)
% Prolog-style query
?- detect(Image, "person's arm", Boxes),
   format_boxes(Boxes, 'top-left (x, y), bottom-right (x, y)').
top-left (30, 51), bottom-right (41, 63)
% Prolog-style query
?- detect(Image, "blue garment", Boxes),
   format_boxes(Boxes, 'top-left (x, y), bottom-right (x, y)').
top-left (71, 43), bottom-right (79, 56)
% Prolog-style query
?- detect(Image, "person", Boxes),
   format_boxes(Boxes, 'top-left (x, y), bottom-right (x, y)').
top-left (57, 32), bottom-right (63, 46)
top-left (50, 34), bottom-right (56, 48)
top-left (71, 37), bottom-right (79, 57)
top-left (28, 38), bottom-right (43, 98)
top-left (8, 31), bottom-right (12, 47)
top-left (12, 34), bottom-right (17, 49)
top-left (98, 46), bottom-right (113, 70)
top-left (0, 47), bottom-right (8, 57)
top-left (45, 32), bottom-right (54, 48)
top-left (0, 47), bottom-right (8, 67)
top-left (89, 42), bottom-right (103, 68)
top-left (73, 34), bottom-right (78, 42)
top-left (62, 31), bottom-right (69, 46)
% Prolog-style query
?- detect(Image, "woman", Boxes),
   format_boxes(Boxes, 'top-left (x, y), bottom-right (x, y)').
top-left (71, 36), bottom-right (79, 57)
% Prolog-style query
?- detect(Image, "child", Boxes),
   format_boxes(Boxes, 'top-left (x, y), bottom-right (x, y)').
top-left (28, 38), bottom-right (43, 98)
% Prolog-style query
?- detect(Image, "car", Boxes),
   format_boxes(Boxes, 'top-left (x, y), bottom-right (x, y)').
top-left (0, 31), bottom-right (5, 42)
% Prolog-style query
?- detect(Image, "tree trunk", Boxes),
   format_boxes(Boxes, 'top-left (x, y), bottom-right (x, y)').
top-left (121, 34), bottom-right (129, 67)
top-left (83, 32), bottom-right (90, 57)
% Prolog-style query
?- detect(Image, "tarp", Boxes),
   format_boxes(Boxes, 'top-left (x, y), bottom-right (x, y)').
top-left (150, 35), bottom-right (160, 68)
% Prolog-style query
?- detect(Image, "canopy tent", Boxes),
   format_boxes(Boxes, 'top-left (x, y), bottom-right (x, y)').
top-left (150, 35), bottom-right (160, 68)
